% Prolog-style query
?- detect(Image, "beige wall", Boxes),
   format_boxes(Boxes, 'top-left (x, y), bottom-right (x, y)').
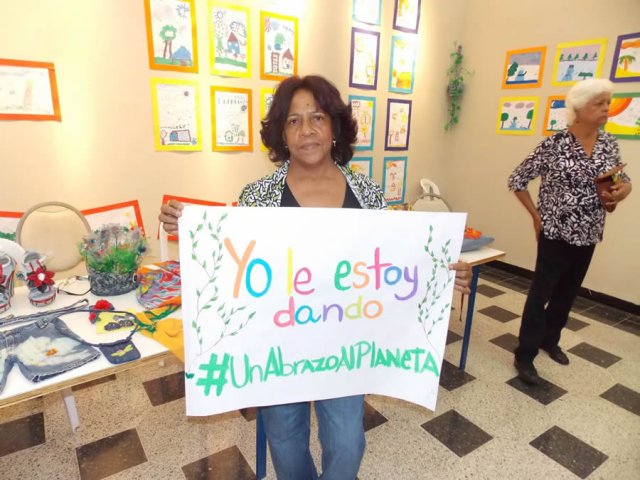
top-left (442, 0), bottom-right (640, 304)
top-left (1, 0), bottom-right (637, 304)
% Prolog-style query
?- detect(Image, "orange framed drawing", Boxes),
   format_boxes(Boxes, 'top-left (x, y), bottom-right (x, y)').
top-left (82, 201), bottom-right (145, 235)
top-left (260, 11), bottom-right (298, 81)
top-left (0, 59), bottom-right (61, 121)
top-left (211, 86), bottom-right (253, 151)
top-left (501, 46), bottom-right (546, 89)
top-left (0, 211), bottom-right (22, 241)
top-left (542, 95), bottom-right (567, 136)
top-left (144, 0), bottom-right (199, 73)
top-left (160, 195), bottom-right (226, 241)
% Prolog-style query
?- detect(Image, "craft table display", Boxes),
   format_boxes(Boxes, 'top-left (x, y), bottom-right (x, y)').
top-left (0, 286), bottom-right (175, 430)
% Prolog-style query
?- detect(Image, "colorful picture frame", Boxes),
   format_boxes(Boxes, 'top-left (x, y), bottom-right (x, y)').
top-left (349, 95), bottom-right (376, 151)
top-left (501, 46), bottom-right (546, 89)
top-left (389, 35), bottom-right (417, 94)
top-left (160, 195), bottom-right (226, 241)
top-left (605, 92), bottom-right (640, 140)
top-left (352, 0), bottom-right (382, 25)
top-left (209, 1), bottom-right (250, 77)
top-left (385, 98), bottom-right (412, 150)
top-left (0, 211), bottom-right (22, 241)
top-left (211, 86), bottom-right (253, 151)
top-left (496, 96), bottom-right (539, 135)
top-left (349, 28), bottom-right (380, 90)
top-left (542, 96), bottom-right (567, 136)
top-left (82, 201), bottom-right (145, 235)
top-left (349, 157), bottom-right (373, 177)
top-left (260, 87), bottom-right (275, 152)
top-left (610, 32), bottom-right (640, 83)
top-left (551, 38), bottom-right (607, 86)
top-left (150, 78), bottom-right (201, 151)
top-left (0, 59), bottom-right (61, 121)
top-left (144, 0), bottom-right (198, 73)
top-left (393, 0), bottom-right (421, 34)
top-left (260, 11), bottom-right (298, 81)
top-left (382, 157), bottom-right (408, 205)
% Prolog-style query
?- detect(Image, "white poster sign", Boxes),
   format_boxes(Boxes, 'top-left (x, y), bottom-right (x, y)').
top-left (178, 207), bottom-right (465, 415)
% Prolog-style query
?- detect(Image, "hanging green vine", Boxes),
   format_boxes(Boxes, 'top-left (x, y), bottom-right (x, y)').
top-left (445, 42), bottom-right (472, 131)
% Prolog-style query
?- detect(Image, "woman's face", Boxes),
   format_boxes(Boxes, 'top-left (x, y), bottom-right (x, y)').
top-left (575, 92), bottom-right (611, 127)
top-left (283, 89), bottom-right (333, 167)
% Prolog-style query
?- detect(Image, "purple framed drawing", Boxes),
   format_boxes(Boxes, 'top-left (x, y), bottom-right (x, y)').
top-left (349, 28), bottom-right (380, 90)
top-left (610, 32), bottom-right (640, 83)
top-left (385, 98), bottom-right (412, 150)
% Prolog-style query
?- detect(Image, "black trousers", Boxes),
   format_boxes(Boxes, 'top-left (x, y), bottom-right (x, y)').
top-left (515, 234), bottom-right (596, 363)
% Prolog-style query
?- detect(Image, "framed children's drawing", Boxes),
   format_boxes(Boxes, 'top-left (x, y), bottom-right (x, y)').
top-left (82, 201), bottom-right (145, 234)
top-left (389, 35), bottom-right (417, 94)
top-left (605, 92), bottom-right (640, 140)
top-left (551, 38), bottom-right (607, 86)
top-left (349, 95), bottom-right (376, 151)
top-left (161, 195), bottom-right (226, 241)
top-left (385, 98), bottom-right (412, 150)
top-left (0, 59), bottom-right (61, 121)
top-left (150, 78), bottom-right (201, 151)
top-left (496, 97), bottom-right (539, 135)
top-left (144, 0), bottom-right (198, 73)
top-left (610, 32), bottom-right (640, 83)
top-left (349, 28), bottom-right (380, 90)
top-left (260, 11), bottom-right (298, 81)
top-left (501, 46), bottom-right (546, 89)
top-left (542, 96), bottom-right (567, 136)
top-left (211, 86), bottom-right (253, 151)
top-left (0, 211), bottom-right (22, 241)
top-left (209, 1), bottom-right (250, 77)
top-left (352, 0), bottom-right (382, 25)
top-left (260, 87), bottom-right (275, 152)
top-left (349, 157), bottom-right (373, 177)
top-left (393, 0), bottom-right (421, 34)
top-left (382, 157), bottom-right (408, 205)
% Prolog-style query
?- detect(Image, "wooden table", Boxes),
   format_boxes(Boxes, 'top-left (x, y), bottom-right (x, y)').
top-left (0, 287), bottom-right (175, 430)
top-left (458, 247), bottom-right (506, 371)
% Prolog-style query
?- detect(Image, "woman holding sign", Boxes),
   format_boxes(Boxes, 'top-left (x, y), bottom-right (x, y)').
top-left (160, 75), bottom-right (470, 479)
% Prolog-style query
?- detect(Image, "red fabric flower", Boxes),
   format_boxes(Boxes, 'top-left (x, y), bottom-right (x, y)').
top-left (26, 267), bottom-right (55, 290)
top-left (89, 299), bottom-right (114, 323)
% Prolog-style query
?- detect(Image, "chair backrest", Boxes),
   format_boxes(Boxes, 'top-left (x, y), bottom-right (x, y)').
top-left (16, 201), bottom-right (90, 272)
top-left (412, 178), bottom-right (451, 213)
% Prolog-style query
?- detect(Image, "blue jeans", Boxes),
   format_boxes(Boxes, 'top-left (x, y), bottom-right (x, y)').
top-left (0, 317), bottom-right (100, 394)
top-left (260, 395), bottom-right (366, 480)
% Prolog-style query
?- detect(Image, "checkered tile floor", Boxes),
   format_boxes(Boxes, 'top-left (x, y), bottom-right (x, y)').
top-left (1, 265), bottom-right (638, 479)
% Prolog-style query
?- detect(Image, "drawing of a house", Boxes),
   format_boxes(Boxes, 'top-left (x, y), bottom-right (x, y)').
top-left (172, 46), bottom-right (192, 66)
top-left (281, 49), bottom-right (293, 71)
top-left (227, 32), bottom-right (240, 55)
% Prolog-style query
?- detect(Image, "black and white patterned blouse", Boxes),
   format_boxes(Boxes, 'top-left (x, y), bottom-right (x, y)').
top-left (508, 129), bottom-right (630, 246)
top-left (238, 161), bottom-right (388, 210)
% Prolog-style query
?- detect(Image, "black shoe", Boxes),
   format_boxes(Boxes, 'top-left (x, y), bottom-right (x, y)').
top-left (514, 360), bottom-right (540, 385)
top-left (542, 346), bottom-right (569, 365)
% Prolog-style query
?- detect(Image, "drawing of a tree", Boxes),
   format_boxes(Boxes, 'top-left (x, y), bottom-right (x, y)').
top-left (160, 25), bottom-right (178, 60)
top-left (508, 61), bottom-right (519, 77)
top-left (618, 54), bottom-right (636, 71)
top-left (500, 112), bottom-right (509, 129)
top-left (526, 109), bottom-right (534, 129)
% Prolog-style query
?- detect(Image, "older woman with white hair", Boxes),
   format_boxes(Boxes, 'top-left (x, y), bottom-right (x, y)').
top-left (507, 78), bottom-right (632, 386)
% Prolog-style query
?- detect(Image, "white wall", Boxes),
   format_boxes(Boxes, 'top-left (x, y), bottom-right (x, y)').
top-left (444, 0), bottom-right (640, 304)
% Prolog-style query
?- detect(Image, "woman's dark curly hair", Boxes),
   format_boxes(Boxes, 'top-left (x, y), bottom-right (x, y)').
top-left (260, 75), bottom-right (358, 166)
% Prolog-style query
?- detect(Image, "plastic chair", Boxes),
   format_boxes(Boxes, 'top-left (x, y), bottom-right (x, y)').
top-left (16, 201), bottom-right (90, 272)
top-left (411, 179), bottom-right (451, 213)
